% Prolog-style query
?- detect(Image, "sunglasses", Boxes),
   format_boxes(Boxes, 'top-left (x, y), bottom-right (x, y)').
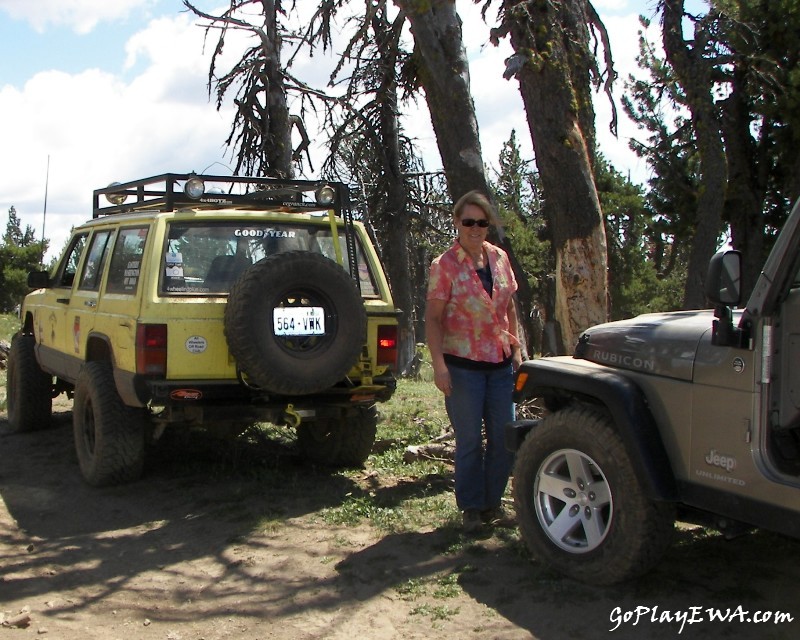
top-left (460, 218), bottom-right (490, 228)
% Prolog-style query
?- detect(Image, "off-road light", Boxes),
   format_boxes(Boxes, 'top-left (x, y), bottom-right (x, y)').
top-left (184, 176), bottom-right (206, 199)
top-left (315, 185), bottom-right (336, 206)
top-left (105, 182), bottom-right (128, 205)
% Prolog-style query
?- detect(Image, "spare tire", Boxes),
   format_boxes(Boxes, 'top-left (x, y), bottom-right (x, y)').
top-left (224, 251), bottom-right (366, 395)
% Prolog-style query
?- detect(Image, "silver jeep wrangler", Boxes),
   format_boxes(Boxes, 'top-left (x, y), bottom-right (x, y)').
top-left (507, 197), bottom-right (800, 584)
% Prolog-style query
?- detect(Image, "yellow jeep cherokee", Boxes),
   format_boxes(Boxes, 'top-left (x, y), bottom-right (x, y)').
top-left (7, 173), bottom-right (399, 486)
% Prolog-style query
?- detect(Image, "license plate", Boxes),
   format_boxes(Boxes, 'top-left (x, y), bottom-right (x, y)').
top-left (273, 306), bottom-right (325, 336)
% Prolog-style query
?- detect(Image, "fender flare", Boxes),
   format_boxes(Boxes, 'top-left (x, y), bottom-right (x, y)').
top-left (511, 357), bottom-right (677, 501)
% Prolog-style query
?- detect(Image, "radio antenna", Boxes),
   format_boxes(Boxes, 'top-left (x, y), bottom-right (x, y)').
top-left (41, 155), bottom-right (50, 266)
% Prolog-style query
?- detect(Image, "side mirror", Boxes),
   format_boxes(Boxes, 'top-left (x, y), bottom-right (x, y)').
top-left (27, 270), bottom-right (51, 289)
top-left (706, 250), bottom-right (741, 306)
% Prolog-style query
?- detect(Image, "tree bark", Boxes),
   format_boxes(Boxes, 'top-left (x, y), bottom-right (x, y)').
top-left (393, 0), bottom-right (489, 201)
top-left (260, 0), bottom-right (293, 177)
top-left (501, 0), bottom-right (609, 352)
top-left (720, 70), bottom-right (764, 302)
top-left (394, 0), bottom-right (533, 353)
top-left (373, 5), bottom-right (416, 372)
top-left (184, 0), bottom-right (293, 178)
top-left (661, 0), bottom-right (727, 309)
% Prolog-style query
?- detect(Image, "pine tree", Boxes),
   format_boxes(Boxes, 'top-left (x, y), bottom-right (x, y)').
top-left (1, 206), bottom-right (47, 312)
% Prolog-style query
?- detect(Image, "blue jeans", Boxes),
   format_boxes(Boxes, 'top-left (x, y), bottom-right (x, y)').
top-left (445, 362), bottom-right (515, 512)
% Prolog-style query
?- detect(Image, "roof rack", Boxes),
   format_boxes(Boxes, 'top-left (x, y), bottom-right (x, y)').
top-left (92, 173), bottom-right (348, 218)
top-left (92, 173), bottom-right (360, 287)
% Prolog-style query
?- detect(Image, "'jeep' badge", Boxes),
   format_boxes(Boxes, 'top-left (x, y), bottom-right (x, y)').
top-left (185, 336), bottom-right (208, 353)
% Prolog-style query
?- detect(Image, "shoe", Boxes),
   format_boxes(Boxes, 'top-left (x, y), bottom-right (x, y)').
top-left (481, 506), bottom-right (516, 528)
top-left (462, 509), bottom-right (483, 533)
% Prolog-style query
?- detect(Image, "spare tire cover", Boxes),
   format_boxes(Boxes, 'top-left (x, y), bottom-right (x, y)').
top-left (224, 251), bottom-right (367, 395)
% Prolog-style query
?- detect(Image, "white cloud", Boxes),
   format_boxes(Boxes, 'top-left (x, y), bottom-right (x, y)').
top-left (0, 0), bottom-right (156, 34)
top-left (591, 0), bottom-right (635, 10)
top-left (0, 13), bottom-right (232, 258)
top-left (0, 1), bottom-right (664, 262)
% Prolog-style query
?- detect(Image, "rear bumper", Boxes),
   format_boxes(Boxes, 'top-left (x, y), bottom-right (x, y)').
top-left (138, 374), bottom-right (397, 409)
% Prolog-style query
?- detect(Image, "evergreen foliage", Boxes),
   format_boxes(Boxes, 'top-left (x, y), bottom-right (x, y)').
top-left (0, 206), bottom-right (47, 313)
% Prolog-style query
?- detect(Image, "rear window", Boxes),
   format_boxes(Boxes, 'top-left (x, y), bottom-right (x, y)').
top-left (160, 222), bottom-right (378, 297)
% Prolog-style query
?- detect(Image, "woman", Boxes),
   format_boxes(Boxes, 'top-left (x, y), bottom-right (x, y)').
top-left (425, 190), bottom-right (522, 532)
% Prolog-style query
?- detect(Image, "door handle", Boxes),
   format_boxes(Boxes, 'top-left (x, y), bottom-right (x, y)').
top-left (56, 298), bottom-right (70, 304)
top-left (84, 300), bottom-right (97, 308)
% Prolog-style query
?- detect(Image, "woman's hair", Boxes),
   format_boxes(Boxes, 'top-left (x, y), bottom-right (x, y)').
top-left (453, 190), bottom-right (500, 226)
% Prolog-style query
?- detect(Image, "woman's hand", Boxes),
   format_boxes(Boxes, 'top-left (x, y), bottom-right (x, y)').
top-left (512, 349), bottom-right (524, 372)
top-left (433, 365), bottom-right (452, 396)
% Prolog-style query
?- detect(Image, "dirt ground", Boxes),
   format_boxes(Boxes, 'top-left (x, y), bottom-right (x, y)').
top-left (1, 400), bottom-right (800, 640)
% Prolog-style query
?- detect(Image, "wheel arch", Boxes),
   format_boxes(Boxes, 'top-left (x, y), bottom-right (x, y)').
top-left (21, 312), bottom-right (35, 334)
top-left (83, 332), bottom-right (146, 407)
top-left (85, 333), bottom-right (113, 362)
top-left (513, 359), bottom-right (677, 501)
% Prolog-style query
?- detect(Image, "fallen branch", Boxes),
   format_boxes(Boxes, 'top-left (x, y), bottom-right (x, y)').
top-left (1, 609), bottom-right (32, 629)
top-left (403, 442), bottom-right (454, 464)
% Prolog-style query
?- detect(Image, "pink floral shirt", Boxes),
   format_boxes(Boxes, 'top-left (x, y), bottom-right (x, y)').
top-left (427, 240), bottom-right (518, 363)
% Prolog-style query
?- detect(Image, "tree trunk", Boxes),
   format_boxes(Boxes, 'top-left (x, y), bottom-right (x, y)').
top-left (502, 0), bottom-right (609, 352)
top-left (662, 0), bottom-right (727, 309)
top-left (184, 0), bottom-right (293, 178)
top-left (720, 72), bottom-right (764, 302)
top-left (394, 0), bottom-right (533, 353)
top-left (261, 0), bottom-right (293, 177)
top-left (394, 0), bottom-right (489, 201)
top-left (374, 6), bottom-right (416, 372)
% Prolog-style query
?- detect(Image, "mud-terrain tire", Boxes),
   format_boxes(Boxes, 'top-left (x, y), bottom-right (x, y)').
top-left (297, 406), bottom-right (378, 467)
top-left (225, 251), bottom-right (366, 395)
top-left (73, 361), bottom-right (145, 486)
top-left (6, 333), bottom-right (52, 432)
top-left (513, 406), bottom-right (675, 585)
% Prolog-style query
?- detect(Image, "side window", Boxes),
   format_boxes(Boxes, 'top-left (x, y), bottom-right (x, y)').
top-left (78, 231), bottom-right (112, 291)
top-left (106, 227), bottom-right (149, 294)
top-left (316, 236), bottom-right (378, 296)
top-left (53, 234), bottom-right (89, 288)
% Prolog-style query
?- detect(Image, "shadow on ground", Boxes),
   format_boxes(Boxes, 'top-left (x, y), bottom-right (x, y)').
top-left (1, 409), bottom-right (799, 640)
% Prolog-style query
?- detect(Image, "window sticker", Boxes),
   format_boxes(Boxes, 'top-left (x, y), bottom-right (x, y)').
top-left (234, 228), bottom-right (297, 238)
top-left (165, 251), bottom-right (184, 277)
top-left (124, 261), bottom-right (140, 289)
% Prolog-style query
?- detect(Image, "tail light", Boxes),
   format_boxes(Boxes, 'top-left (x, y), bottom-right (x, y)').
top-left (377, 325), bottom-right (398, 368)
top-left (136, 323), bottom-right (167, 375)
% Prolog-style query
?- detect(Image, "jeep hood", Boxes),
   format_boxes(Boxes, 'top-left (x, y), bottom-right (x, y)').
top-left (574, 310), bottom-right (719, 381)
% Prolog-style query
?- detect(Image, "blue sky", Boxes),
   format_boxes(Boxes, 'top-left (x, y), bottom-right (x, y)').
top-left (0, 0), bottom-right (678, 259)
top-left (0, 18), bottom-right (127, 82)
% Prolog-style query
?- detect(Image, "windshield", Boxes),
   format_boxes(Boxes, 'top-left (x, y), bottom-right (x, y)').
top-left (160, 222), bottom-right (377, 297)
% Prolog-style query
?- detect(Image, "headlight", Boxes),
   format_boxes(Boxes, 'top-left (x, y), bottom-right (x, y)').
top-left (315, 185), bottom-right (336, 206)
top-left (105, 182), bottom-right (128, 205)
top-left (184, 176), bottom-right (206, 199)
